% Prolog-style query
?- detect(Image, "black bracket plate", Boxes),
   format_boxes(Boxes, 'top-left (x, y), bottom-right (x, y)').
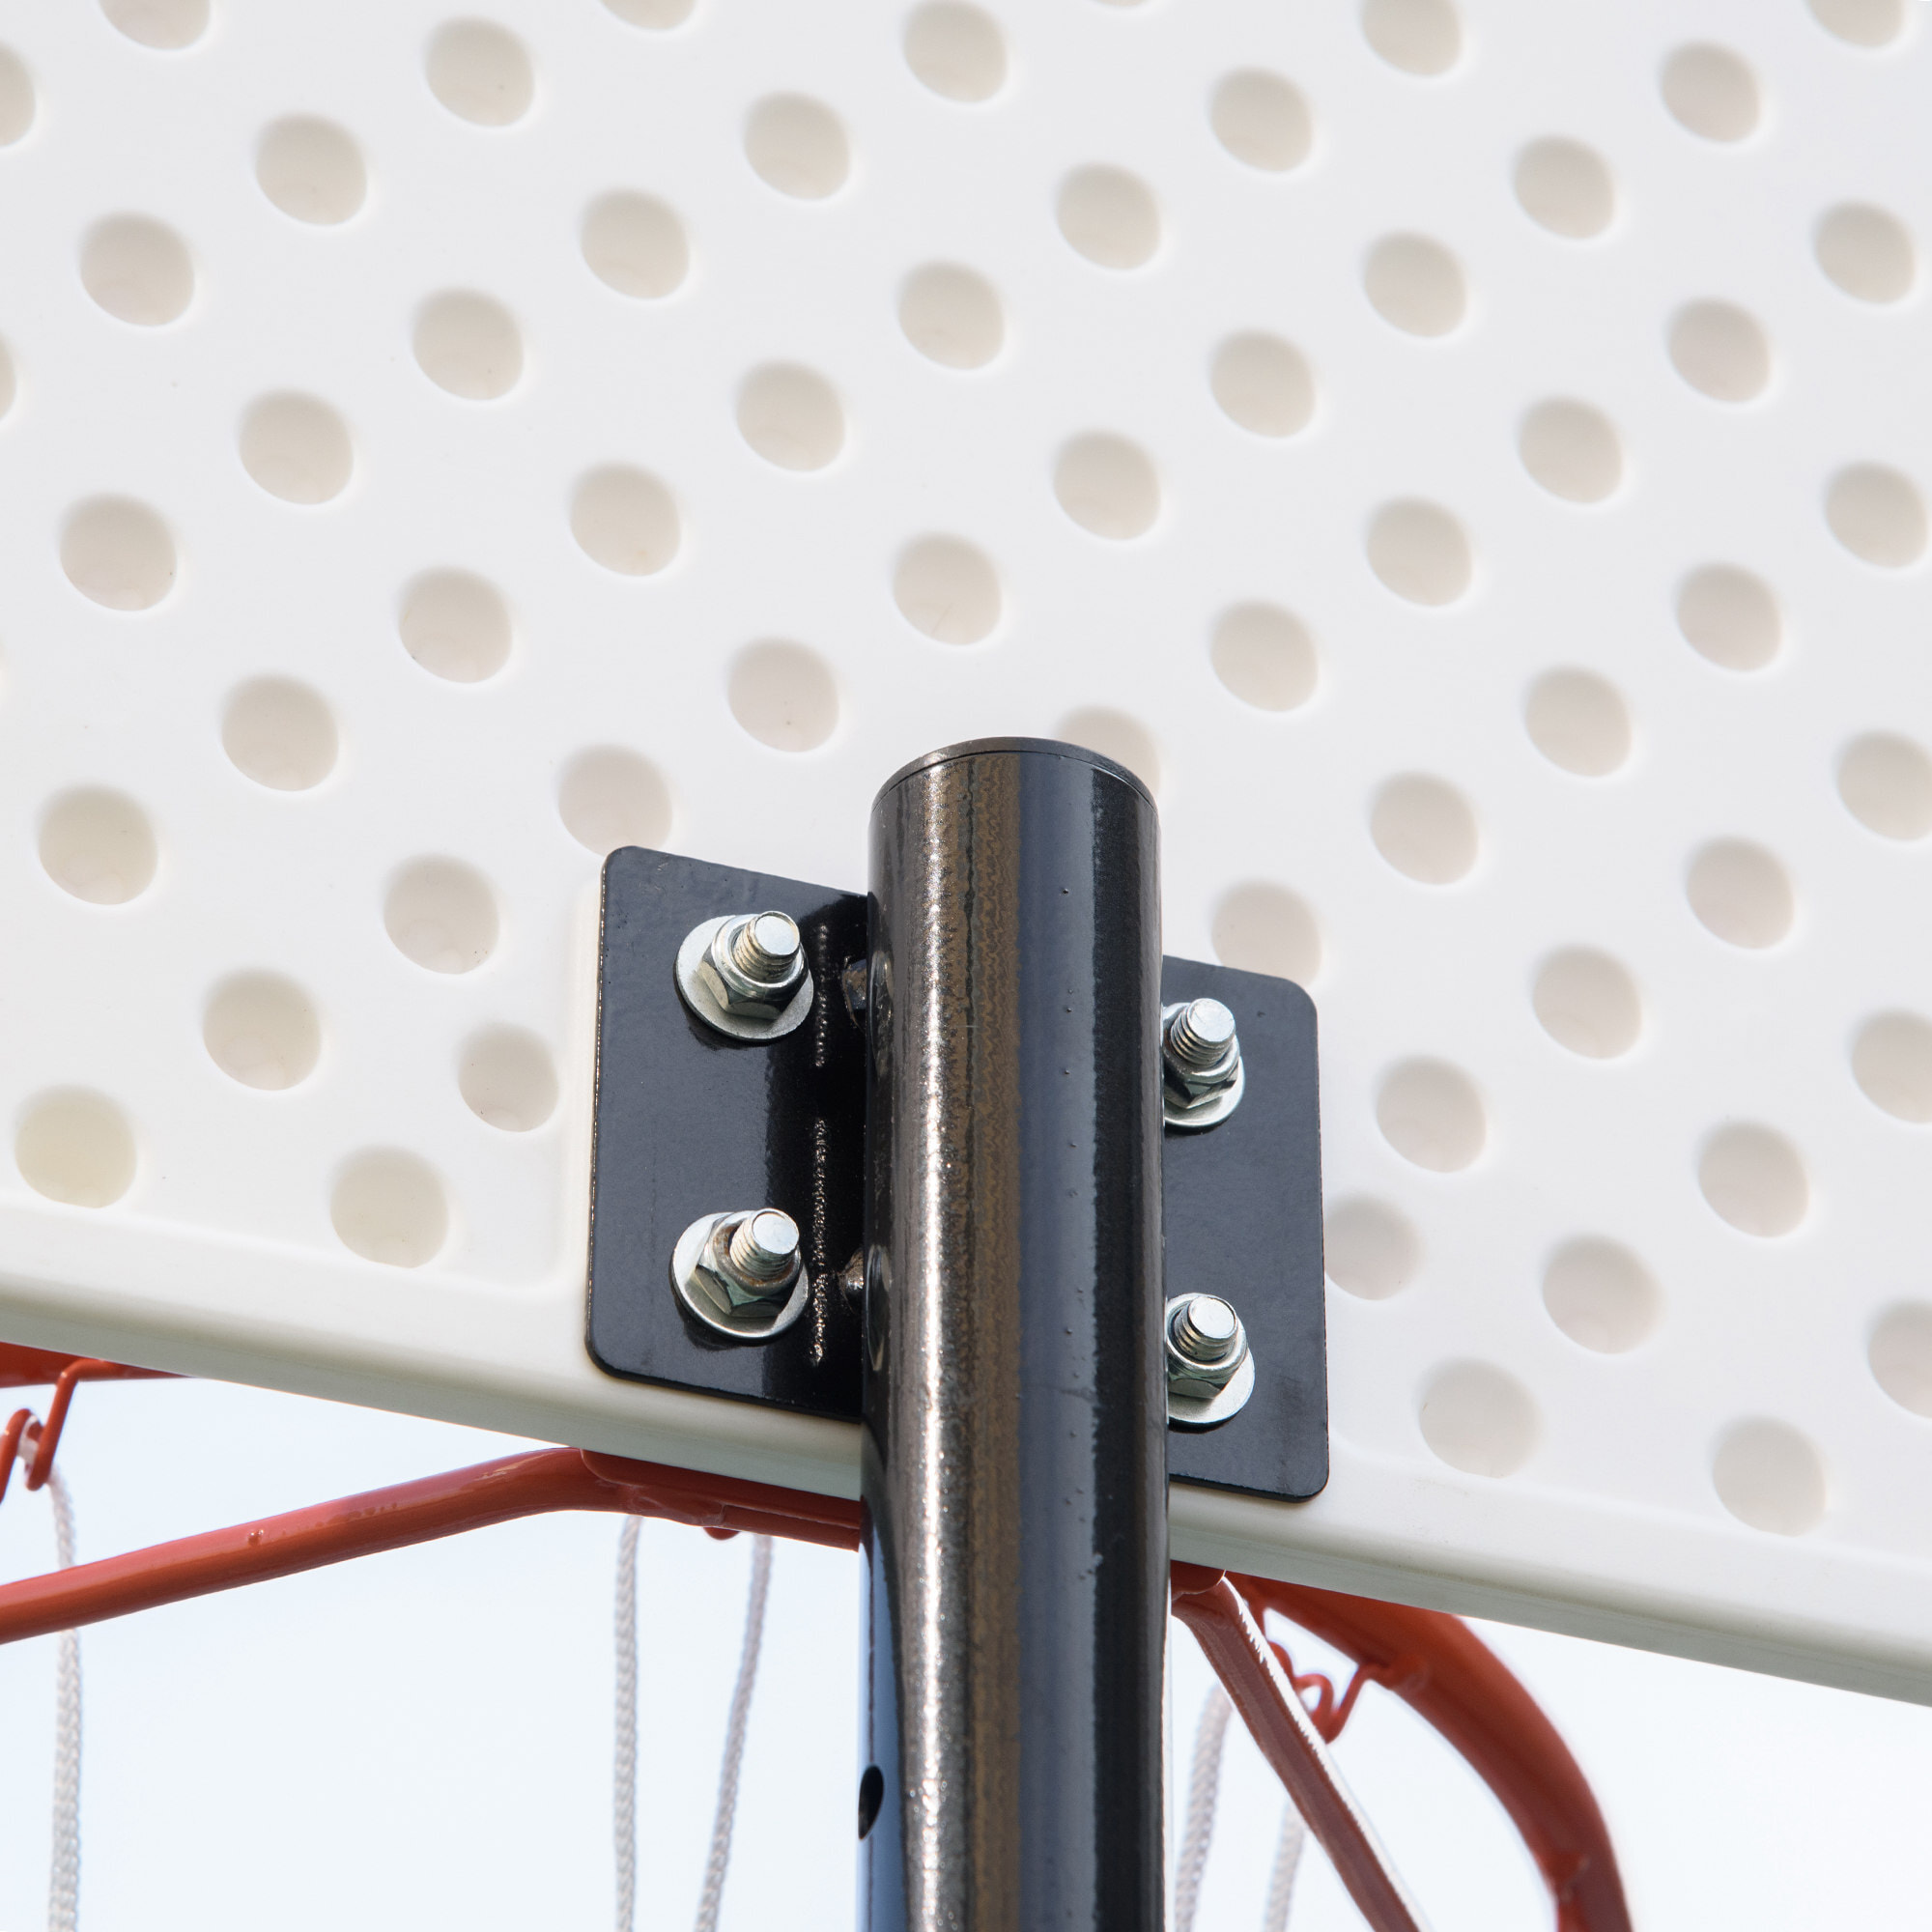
top-left (586, 848), bottom-right (1327, 1503)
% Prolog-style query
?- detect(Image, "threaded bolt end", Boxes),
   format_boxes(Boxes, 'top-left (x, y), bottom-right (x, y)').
top-left (729, 912), bottom-right (802, 984)
top-left (724, 1208), bottom-right (801, 1289)
top-left (1166, 998), bottom-right (1238, 1073)
top-left (1170, 1293), bottom-right (1240, 1366)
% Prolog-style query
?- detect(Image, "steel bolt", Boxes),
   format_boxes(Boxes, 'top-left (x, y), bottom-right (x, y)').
top-left (699, 1208), bottom-right (803, 1311)
top-left (1165, 1292), bottom-right (1249, 1402)
top-left (1161, 997), bottom-right (1243, 1124)
top-left (697, 910), bottom-right (808, 1021)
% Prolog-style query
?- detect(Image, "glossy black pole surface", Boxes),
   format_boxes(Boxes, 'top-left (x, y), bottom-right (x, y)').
top-left (859, 739), bottom-right (1167, 1932)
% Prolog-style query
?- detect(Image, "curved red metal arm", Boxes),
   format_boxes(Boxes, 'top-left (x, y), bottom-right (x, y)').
top-left (1233, 1575), bottom-right (1632, 1932)
top-left (0, 1352), bottom-right (1627, 1932)
top-left (0, 1351), bottom-right (174, 1505)
top-left (1172, 1563), bottom-right (1430, 1932)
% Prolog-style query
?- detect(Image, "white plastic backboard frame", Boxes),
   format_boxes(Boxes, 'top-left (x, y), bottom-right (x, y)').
top-left (2, 0), bottom-right (1931, 1701)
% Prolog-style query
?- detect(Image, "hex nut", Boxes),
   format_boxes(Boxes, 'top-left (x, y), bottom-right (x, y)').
top-left (698, 911), bottom-right (807, 1020)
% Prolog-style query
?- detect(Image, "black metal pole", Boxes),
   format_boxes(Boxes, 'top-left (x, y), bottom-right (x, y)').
top-left (858, 739), bottom-right (1167, 1932)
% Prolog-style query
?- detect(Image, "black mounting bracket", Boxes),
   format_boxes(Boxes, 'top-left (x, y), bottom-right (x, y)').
top-left (585, 848), bottom-right (1327, 1504)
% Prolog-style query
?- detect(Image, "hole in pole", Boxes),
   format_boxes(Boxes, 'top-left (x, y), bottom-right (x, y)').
top-left (857, 1764), bottom-right (885, 1839)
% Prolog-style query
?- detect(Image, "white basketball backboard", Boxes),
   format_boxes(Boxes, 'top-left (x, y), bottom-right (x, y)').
top-left (2, 0), bottom-right (1930, 1702)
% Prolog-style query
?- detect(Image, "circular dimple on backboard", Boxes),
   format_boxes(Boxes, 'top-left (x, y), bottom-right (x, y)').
top-left (1815, 204), bottom-right (1916, 303)
top-left (223, 678), bottom-right (337, 790)
top-left (1698, 1124), bottom-right (1807, 1236)
top-left (898, 264), bottom-right (1003, 367)
top-left (571, 466), bottom-right (680, 575)
top-left (204, 972), bottom-right (322, 1091)
top-left (413, 292), bottom-right (523, 401)
top-left (257, 117), bottom-right (367, 224)
top-left (745, 94), bottom-right (848, 198)
top-left (1827, 464), bottom-right (1927, 567)
top-left (399, 570), bottom-right (511, 683)
top-left (1533, 948), bottom-right (1641, 1059)
top-left (1837, 732), bottom-right (1932, 838)
top-left (903, 3), bottom-right (1006, 102)
top-left (459, 1026), bottom-right (558, 1131)
top-left (1869, 1304), bottom-right (1932, 1416)
top-left (0, 48), bottom-right (35, 146)
top-left (15, 1090), bottom-right (136, 1208)
top-left (1210, 604), bottom-right (1317, 712)
top-left (1807, 0), bottom-right (1906, 46)
top-left (1676, 564), bottom-right (1780, 670)
top-left (1519, 399), bottom-right (1622, 502)
top-left (1851, 1013), bottom-right (1932, 1122)
top-left (1211, 334), bottom-right (1314, 438)
top-left (1363, 234), bottom-right (1465, 335)
top-left (39, 788), bottom-right (157, 904)
top-left (384, 859), bottom-right (498, 974)
top-left (582, 192), bottom-right (689, 298)
top-left (1687, 839), bottom-right (1792, 948)
top-left (1211, 881), bottom-right (1321, 983)
top-left (1054, 434), bottom-right (1159, 539)
top-left (1210, 71), bottom-right (1311, 173)
top-left (331, 1151), bottom-right (448, 1267)
top-left (1057, 165), bottom-right (1160, 270)
top-left (728, 640), bottom-right (838, 751)
top-left (1712, 1420), bottom-right (1825, 1535)
top-left (1661, 44), bottom-right (1760, 143)
top-left (1362, 0), bottom-right (1462, 76)
top-left (557, 747), bottom-right (671, 853)
top-left (1513, 137), bottom-right (1614, 239)
top-left (426, 20), bottom-right (533, 127)
top-left (1419, 1363), bottom-right (1538, 1477)
top-left (1365, 500), bottom-right (1471, 605)
top-left (738, 364), bottom-right (844, 470)
top-left (1057, 708), bottom-right (1160, 796)
top-left (61, 497), bottom-right (176, 610)
top-left (602, 0), bottom-right (695, 24)
top-left (1323, 1197), bottom-right (1419, 1298)
top-left (0, 341), bottom-right (14, 420)
top-left (1669, 302), bottom-right (1771, 402)
top-left (240, 393), bottom-right (354, 504)
top-left (1371, 774), bottom-right (1478, 883)
top-left (894, 535), bottom-right (1001, 643)
top-left (1543, 1237), bottom-right (1660, 1352)
top-left (1523, 668), bottom-right (1631, 776)
top-left (101, 0), bottom-right (207, 50)
top-left (81, 215), bottom-right (193, 326)
top-left (1378, 1058), bottom-right (1486, 1172)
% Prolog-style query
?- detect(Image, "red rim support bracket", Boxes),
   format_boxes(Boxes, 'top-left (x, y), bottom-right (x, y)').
top-left (1231, 1574), bottom-right (1631, 1932)
top-left (1172, 1563), bottom-right (1430, 1932)
top-left (0, 1412), bottom-right (1628, 1932)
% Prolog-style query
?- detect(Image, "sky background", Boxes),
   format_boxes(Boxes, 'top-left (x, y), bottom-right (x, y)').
top-left (0, 1376), bottom-right (1927, 1931)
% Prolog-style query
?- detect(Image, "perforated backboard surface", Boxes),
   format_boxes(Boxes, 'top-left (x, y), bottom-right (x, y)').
top-left (2, 0), bottom-right (1930, 1700)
